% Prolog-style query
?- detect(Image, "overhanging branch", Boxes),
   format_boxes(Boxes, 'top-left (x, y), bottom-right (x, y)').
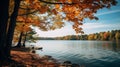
top-left (39, 0), bottom-right (77, 5)
top-left (19, 7), bottom-right (33, 10)
top-left (18, 10), bottom-right (38, 16)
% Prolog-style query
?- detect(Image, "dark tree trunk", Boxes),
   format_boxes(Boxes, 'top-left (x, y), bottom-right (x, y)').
top-left (23, 32), bottom-right (27, 47)
top-left (0, 0), bottom-right (10, 62)
top-left (16, 32), bottom-right (23, 47)
top-left (6, 0), bottom-right (21, 58)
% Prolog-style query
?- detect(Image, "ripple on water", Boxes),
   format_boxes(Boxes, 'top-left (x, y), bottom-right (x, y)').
top-left (34, 40), bottom-right (120, 67)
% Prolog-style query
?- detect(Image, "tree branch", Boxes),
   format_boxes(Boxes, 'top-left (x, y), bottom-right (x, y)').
top-left (19, 7), bottom-right (33, 10)
top-left (18, 10), bottom-right (38, 16)
top-left (39, 0), bottom-right (77, 5)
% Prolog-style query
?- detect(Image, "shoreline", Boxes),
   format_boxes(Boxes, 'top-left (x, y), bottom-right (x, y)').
top-left (11, 47), bottom-right (59, 67)
top-left (2, 47), bottom-right (81, 67)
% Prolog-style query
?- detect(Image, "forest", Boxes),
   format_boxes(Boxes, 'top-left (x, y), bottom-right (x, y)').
top-left (35, 29), bottom-right (120, 41)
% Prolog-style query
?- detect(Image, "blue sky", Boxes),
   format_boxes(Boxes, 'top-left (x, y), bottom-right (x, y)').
top-left (35, 1), bottom-right (120, 37)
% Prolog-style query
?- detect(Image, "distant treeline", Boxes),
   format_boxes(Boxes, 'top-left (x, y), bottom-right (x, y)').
top-left (35, 30), bottom-right (120, 41)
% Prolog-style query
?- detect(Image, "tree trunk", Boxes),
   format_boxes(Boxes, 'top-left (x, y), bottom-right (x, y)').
top-left (0, 0), bottom-right (10, 61)
top-left (16, 32), bottom-right (23, 47)
top-left (6, 0), bottom-right (21, 58)
top-left (23, 32), bottom-right (27, 47)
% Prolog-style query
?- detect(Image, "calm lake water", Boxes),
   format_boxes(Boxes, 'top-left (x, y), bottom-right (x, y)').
top-left (30, 40), bottom-right (120, 67)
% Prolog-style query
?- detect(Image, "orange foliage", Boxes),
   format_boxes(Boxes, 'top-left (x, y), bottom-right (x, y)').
top-left (55, 4), bottom-right (60, 9)
top-left (16, 0), bottom-right (117, 34)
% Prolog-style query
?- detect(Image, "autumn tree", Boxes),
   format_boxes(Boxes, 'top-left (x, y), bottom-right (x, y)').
top-left (103, 31), bottom-right (110, 40)
top-left (0, 0), bottom-right (117, 63)
top-left (115, 31), bottom-right (120, 41)
top-left (88, 34), bottom-right (95, 40)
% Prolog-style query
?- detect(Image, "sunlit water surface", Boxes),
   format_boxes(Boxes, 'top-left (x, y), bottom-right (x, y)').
top-left (29, 40), bottom-right (120, 67)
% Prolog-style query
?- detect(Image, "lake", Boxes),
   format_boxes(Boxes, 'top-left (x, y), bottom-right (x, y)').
top-left (30, 40), bottom-right (120, 67)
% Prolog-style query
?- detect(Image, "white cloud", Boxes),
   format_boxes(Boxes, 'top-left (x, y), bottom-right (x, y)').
top-left (34, 22), bottom-right (120, 37)
top-left (95, 9), bottom-right (120, 16)
top-left (82, 23), bottom-right (108, 29)
top-left (35, 25), bottom-right (75, 37)
top-left (82, 23), bottom-right (120, 34)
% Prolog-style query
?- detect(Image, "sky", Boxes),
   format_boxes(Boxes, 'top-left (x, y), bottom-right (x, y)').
top-left (34, 0), bottom-right (120, 37)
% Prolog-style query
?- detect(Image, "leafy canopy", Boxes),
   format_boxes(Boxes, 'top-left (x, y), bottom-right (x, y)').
top-left (16, 0), bottom-right (117, 34)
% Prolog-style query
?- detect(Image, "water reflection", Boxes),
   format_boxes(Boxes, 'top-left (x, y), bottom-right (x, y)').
top-left (115, 40), bottom-right (120, 51)
top-left (31, 40), bottom-right (120, 67)
top-left (101, 40), bottom-right (120, 52)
